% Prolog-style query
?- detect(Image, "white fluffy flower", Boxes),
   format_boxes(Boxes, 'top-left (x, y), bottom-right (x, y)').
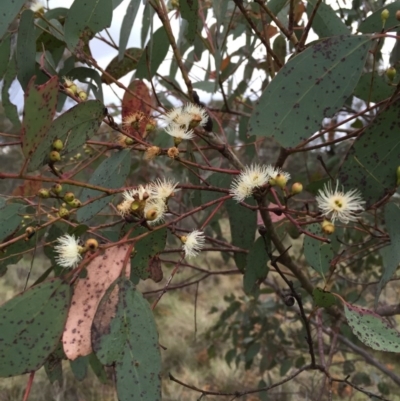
top-left (165, 124), bottom-right (195, 140)
top-left (183, 103), bottom-right (208, 128)
top-left (144, 198), bottom-right (167, 225)
top-left (149, 178), bottom-right (179, 200)
top-left (230, 164), bottom-right (270, 202)
top-left (54, 234), bottom-right (82, 268)
top-left (123, 185), bottom-right (150, 202)
top-left (163, 107), bottom-right (192, 127)
top-left (181, 230), bottom-right (206, 258)
top-left (266, 165), bottom-right (291, 182)
top-left (316, 180), bottom-right (365, 223)
top-left (30, 1), bottom-right (44, 13)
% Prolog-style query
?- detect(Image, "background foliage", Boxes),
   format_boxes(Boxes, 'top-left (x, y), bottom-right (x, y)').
top-left (1, 0), bottom-right (400, 400)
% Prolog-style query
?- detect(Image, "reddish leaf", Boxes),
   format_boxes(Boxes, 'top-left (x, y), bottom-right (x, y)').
top-left (62, 245), bottom-right (131, 360)
top-left (12, 179), bottom-right (42, 197)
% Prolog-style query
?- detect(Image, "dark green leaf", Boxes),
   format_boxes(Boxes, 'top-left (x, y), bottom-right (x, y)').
top-left (44, 343), bottom-right (64, 385)
top-left (358, 2), bottom-right (400, 33)
top-left (21, 76), bottom-right (59, 160)
top-left (0, 279), bottom-right (71, 377)
top-left (376, 203), bottom-right (400, 302)
top-left (243, 237), bottom-right (269, 295)
top-left (248, 35), bottom-right (371, 148)
top-left (131, 228), bottom-right (167, 280)
top-left (180, 0), bottom-right (199, 44)
top-left (16, 10), bottom-right (36, 91)
top-left (118, 0), bottom-right (141, 60)
top-left (77, 150), bottom-right (131, 222)
top-left (265, 0), bottom-right (288, 22)
top-left (92, 277), bottom-right (161, 401)
top-left (88, 353), bottom-right (108, 384)
top-left (70, 356), bottom-right (88, 381)
top-left (0, 0), bottom-right (26, 40)
top-left (136, 27), bottom-right (170, 79)
top-left (192, 81), bottom-right (216, 93)
top-left (227, 198), bottom-right (256, 272)
top-left (28, 100), bottom-right (105, 172)
top-left (2, 57), bottom-right (21, 129)
top-left (64, 0), bottom-right (113, 51)
top-left (0, 34), bottom-right (11, 79)
top-left (303, 224), bottom-right (333, 276)
top-left (0, 203), bottom-right (22, 242)
top-left (312, 287), bottom-right (337, 308)
top-left (102, 48), bottom-right (143, 84)
top-left (354, 72), bottom-right (396, 103)
top-left (344, 302), bottom-right (400, 352)
top-left (306, 0), bottom-right (349, 38)
top-left (338, 100), bottom-right (400, 207)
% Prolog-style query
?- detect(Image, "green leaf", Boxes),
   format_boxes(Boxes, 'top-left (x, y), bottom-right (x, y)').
top-left (192, 81), bottom-right (216, 93)
top-left (118, 0), bottom-right (141, 61)
top-left (21, 76), bottom-right (59, 160)
top-left (44, 343), bottom-right (64, 385)
top-left (102, 48), bottom-right (143, 84)
top-left (70, 356), bottom-right (88, 381)
top-left (243, 237), bottom-right (269, 295)
top-left (0, 34), bottom-right (11, 80)
top-left (306, 0), bottom-right (349, 38)
top-left (136, 27), bottom-right (170, 79)
top-left (88, 353), bottom-right (108, 384)
top-left (227, 198), bottom-right (256, 272)
top-left (354, 72), bottom-right (396, 103)
top-left (2, 56), bottom-right (21, 129)
top-left (312, 287), bottom-right (336, 308)
top-left (92, 277), bottom-right (161, 401)
top-left (67, 67), bottom-right (104, 103)
top-left (376, 203), bottom-right (400, 302)
top-left (338, 100), bottom-right (400, 207)
top-left (64, 0), bottom-right (113, 51)
top-left (16, 10), bottom-right (36, 91)
top-left (0, 0), bottom-right (26, 40)
top-left (0, 203), bottom-right (22, 242)
top-left (344, 302), bottom-right (400, 352)
top-left (131, 228), bottom-right (167, 280)
top-left (0, 279), bottom-right (71, 377)
top-left (28, 100), bottom-right (105, 172)
top-left (358, 1), bottom-right (400, 33)
top-left (180, 0), bottom-right (199, 44)
top-left (303, 224), bottom-right (333, 277)
top-left (248, 35), bottom-right (371, 148)
top-left (77, 150), bottom-right (131, 222)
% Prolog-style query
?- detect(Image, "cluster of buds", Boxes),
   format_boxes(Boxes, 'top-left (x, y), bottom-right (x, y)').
top-left (117, 179), bottom-right (178, 226)
top-left (63, 77), bottom-right (87, 101)
top-left (49, 138), bottom-right (63, 164)
top-left (37, 186), bottom-right (81, 219)
top-left (163, 103), bottom-right (209, 146)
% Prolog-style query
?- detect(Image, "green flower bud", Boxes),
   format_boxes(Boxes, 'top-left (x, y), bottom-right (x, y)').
top-left (52, 139), bottom-right (63, 151)
top-left (321, 220), bottom-right (335, 235)
top-left (37, 188), bottom-right (50, 198)
top-left (386, 67), bottom-right (396, 82)
top-left (69, 199), bottom-right (82, 208)
top-left (78, 91), bottom-right (87, 101)
top-left (51, 183), bottom-right (63, 194)
top-left (58, 206), bottom-right (69, 219)
top-left (49, 151), bottom-right (61, 162)
top-left (63, 192), bottom-right (75, 203)
top-left (291, 182), bottom-right (303, 195)
top-left (381, 9), bottom-right (390, 24)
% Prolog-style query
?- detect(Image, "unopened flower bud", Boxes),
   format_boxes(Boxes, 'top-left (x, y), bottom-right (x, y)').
top-left (174, 137), bottom-right (183, 146)
top-left (167, 146), bottom-right (179, 159)
top-left (145, 146), bottom-right (161, 160)
top-left (85, 238), bottom-right (99, 252)
top-left (321, 219), bottom-right (335, 235)
top-left (63, 192), bottom-right (75, 203)
top-left (125, 136), bottom-right (135, 146)
top-left (58, 206), bottom-right (69, 219)
top-left (291, 182), bottom-right (303, 195)
top-left (275, 173), bottom-right (289, 189)
top-left (145, 208), bottom-right (158, 221)
top-left (78, 91), bottom-right (87, 101)
top-left (52, 139), bottom-right (63, 151)
top-left (51, 183), bottom-right (63, 194)
top-left (37, 188), bottom-right (50, 198)
top-left (69, 199), bottom-right (82, 208)
top-left (65, 87), bottom-right (76, 97)
top-left (386, 67), bottom-right (397, 82)
top-left (381, 9), bottom-right (390, 24)
top-left (25, 226), bottom-right (36, 239)
top-left (49, 151), bottom-right (61, 162)
top-left (396, 10), bottom-right (400, 21)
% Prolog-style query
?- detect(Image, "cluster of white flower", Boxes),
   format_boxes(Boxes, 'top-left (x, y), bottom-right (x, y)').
top-left (230, 164), bottom-right (291, 202)
top-left (118, 178), bottom-right (179, 225)
top-left (163, 103), bottom-right (208, 143)
top-left (181, 230), bottom-right (206, 258)
top-left (54, 234), bottom-right (82, 268)
top-left (316, 180), bottom-right (365, 224)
